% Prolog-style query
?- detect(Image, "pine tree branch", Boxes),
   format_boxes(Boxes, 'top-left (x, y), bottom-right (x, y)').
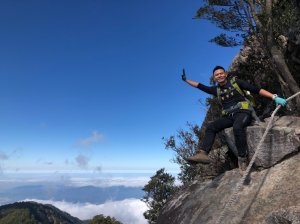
top-left (246, 0), bottom-right (263, 31)
top-left (238, 0), bottom-right (255, 33)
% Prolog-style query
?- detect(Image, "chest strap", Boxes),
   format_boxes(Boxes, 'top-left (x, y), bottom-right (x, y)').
top-left (221, 101), bottom-right (250, 115)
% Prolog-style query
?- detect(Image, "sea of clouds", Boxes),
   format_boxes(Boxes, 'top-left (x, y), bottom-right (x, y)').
top-left (24, 198), bottom-right (148, 224)
top-left (0, 172), bottom-right (154, 224)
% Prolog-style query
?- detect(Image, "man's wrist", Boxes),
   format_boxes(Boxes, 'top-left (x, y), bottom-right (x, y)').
top-left (272, 94), bottom-right (278, 100)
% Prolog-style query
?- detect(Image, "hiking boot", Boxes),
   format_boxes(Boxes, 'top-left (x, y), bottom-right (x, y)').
top-left (185, 150), bottom-right (211, 164)
top-left (238, 156), bottom-right (248, 175)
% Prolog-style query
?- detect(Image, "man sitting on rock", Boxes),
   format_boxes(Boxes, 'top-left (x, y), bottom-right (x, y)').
top-left (182, 65), bottom-right (287, 173)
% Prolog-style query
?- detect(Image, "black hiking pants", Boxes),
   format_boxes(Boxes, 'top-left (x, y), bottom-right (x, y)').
top-left (201, 111), bottom-right (252, 158)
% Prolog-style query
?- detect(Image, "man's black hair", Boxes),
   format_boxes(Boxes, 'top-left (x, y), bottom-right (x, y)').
top-left (213, 65), bottom-right (225, 74)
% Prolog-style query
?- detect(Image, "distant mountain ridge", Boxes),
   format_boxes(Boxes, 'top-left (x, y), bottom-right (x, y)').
top-left (0, 201), bottom-right (83, 224)
top-left (0, 184), bottom-right (144, 204)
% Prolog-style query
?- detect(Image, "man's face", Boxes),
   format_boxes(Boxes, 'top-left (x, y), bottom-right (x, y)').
top-left (213, 69), bottom-right (227, 85)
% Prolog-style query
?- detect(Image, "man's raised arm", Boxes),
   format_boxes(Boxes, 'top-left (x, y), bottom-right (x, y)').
top-left (181, 69), bottom-right (199, 87)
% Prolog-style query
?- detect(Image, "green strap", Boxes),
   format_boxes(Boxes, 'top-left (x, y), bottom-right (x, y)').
top-left (232, 81), bottom-right (244, 97)
top-left (231, 77), bottom-right (256, 107)
top-left (216, 86), bottom-right (221, 102)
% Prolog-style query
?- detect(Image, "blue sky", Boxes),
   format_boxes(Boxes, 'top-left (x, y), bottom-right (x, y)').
top-left (0, 0), bottom-right (240, 174)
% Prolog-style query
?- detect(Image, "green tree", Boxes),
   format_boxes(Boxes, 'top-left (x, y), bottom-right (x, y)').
top-left (90, 214), bottom-right (122, 224)
top-left (142, 168), bottom-right (177, 224)
top-left (164, 119), bottom-right (236, 184)
top-left (163, 123), bottom-right (203, 184)
top-left (194, 0), bottom-right (300, 110)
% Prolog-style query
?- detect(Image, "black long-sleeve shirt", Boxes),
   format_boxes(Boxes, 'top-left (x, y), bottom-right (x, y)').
top-left (197, 79), bottom-right (260, 110)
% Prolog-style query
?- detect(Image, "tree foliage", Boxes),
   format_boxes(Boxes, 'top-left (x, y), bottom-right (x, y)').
top-left (163, 123), bottom-right (203, 183)
top-left (142, 168), bottom-right (177, 224)
top-left (164, 117), bottom-right (237, 184)
top-left (89, 214), bottom-right (122, 224)
top-left (209, 33), bottom-right (242, 46)
top-left (195, 0), bottom-right (299, 46)
top-left (195, 1), bottom-right (255, 47)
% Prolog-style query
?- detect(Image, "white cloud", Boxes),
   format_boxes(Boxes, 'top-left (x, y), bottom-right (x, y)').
top-left (0, 172), bottom-right (152, 188)
top-left (23, 198), bottom-right (148, 224)
top-left (0, 152), bottom-right (9, 160)
top-left (75, 155), bottom-right (90, 168)
top-left (0, 152), bottom-right (9, 174)
top-left (94, 166), bottom-right (102, 173)
top-left (12, 148), bottom-right (23, 158)
top-left (67, 176), bottom-right (150, 188)
top-left (78, 131), bottom-right (104, 149)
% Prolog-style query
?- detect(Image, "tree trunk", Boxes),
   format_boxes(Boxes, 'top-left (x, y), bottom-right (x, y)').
top-left (270, 45), bottom-right (300, 110)
top-left (264, 0), bottom-right (300, 111)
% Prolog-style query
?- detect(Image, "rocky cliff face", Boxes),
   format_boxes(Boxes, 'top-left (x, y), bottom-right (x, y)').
top-left (158, 116), bottom-right (300, 224)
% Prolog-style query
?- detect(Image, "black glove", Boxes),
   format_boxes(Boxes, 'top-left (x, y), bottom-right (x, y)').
top-left (181, 69), bottom-right (187, 81)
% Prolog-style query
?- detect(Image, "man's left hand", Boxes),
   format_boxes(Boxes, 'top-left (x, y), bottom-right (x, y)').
top-left (274, 96), bottom-right (287, 106)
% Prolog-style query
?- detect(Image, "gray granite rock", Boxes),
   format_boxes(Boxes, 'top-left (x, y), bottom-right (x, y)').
top-left (266, 206), bottom-right (300, 224)
top-left (158, 153), bottom-right (300, 224)
top-left (224, 116), bottom-right (300, 168)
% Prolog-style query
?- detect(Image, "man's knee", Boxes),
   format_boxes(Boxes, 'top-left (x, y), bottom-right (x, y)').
top-left (206, 122), bottom-right (217, 132)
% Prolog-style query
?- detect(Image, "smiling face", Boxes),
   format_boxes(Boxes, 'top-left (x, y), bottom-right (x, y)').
top-left (213, 68), bottom-right (228, 85)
